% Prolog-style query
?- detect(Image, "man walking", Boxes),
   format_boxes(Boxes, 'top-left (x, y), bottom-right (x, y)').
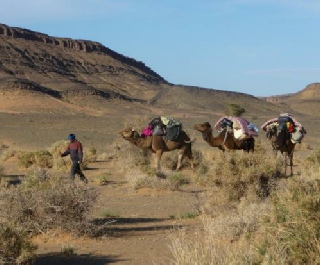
top-left (61, 133), bottom-right (88, 184)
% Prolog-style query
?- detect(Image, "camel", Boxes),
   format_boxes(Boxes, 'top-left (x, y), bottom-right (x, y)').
top-left (193, 122), bottom-right (254, 152)
top-left (119, 127), bottom-right (194, 172)
top-left (264, 123), bottom-right (295, 176)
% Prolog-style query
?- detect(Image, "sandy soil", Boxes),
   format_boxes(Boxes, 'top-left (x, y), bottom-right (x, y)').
top-left (1, 154), bottom-right (205, 265)
top-left (0, 106), bottom-right (316, 265)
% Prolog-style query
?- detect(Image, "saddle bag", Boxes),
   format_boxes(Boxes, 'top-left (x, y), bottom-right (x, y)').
top-left (153, 125), bottom-right (165, 136)
top-left (278, 115), bottom-right (294, 133)
top-left (166, 125), bottom-right (182, 141)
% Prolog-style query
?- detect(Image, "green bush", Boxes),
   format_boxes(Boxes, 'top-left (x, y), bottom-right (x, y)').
top-left (225, 103), bottom-right (245, 116)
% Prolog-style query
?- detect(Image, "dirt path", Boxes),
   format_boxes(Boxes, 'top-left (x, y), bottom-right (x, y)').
top-left (17, 158), bottom-right (205, 265)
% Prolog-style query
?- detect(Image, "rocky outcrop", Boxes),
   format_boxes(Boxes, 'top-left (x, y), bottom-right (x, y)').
top-left (0, 23), bottom-right (165, 83)
top-left (293, 83), bottom-right (320, 100)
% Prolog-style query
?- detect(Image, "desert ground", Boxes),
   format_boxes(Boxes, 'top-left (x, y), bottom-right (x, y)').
top-left (0, 104), bottom-right (316, 265)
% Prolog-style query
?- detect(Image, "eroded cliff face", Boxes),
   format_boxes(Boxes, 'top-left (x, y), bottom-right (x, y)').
top-left (0, 23), bottom-right (169, 105)
top-left (0, 23), bottom-right (102, 52)
top-left (0, 23), bottom-right (166, 81)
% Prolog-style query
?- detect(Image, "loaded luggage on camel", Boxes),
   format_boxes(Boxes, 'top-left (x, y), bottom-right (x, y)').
top-left (214, 116), bottom-right (259, 151)
top-left (141, 116), bottom-right (183, 141)
top-left (261, 113), bottom-right (307, 144)
top-left (215, 116), bottom-right (259, 139)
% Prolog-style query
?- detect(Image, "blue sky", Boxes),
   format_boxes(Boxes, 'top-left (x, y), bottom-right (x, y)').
top-left (1, 0), bottom-right (320, 97)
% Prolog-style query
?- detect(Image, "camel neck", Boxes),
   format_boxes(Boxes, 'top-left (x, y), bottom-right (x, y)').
top-left (203, 129), bottom-right (225, 147)
top-left (128, 136), bottom-right (152, 149)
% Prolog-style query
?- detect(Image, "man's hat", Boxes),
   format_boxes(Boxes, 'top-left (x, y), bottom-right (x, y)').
top-left (68, 134), bottom-right (76, 140)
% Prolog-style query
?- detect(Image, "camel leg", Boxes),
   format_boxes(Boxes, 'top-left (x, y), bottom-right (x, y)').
top-left (250, 139), bottom-right (255, 153)
top-left (289, 152), bottom-right (293, 176)
top-left (183, 143), bottom-right (194, 170)
top-left (176, 151), bottom-right (183, 171)
top-left (185, 149), bottom-right (194, 170)
top-left (188, 154), bottom-right (194, 171)
top-left (284, 154), bottom-right (287, 176)
top-left (155, 150), bottom-right (163, 172)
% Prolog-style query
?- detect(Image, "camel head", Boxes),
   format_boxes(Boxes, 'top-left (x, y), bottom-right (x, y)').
top-left (119, 127), bottom-right (140, 140)
top-left (194, 122), bottom-right (212, 133)
top-left (265, 124), bottom-right (277, 141)
top-left (265, 123), bottom-right (289, 149)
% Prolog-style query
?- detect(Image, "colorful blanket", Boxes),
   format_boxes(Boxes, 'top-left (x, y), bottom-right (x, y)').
top-left (261, 116), bottom-right (307, 135)
top-left (215, 116), bottom-right (259, 139)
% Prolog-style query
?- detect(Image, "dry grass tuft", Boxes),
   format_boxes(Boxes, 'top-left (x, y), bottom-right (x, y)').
top-left (15, 141), bottom-right (95, 171)
top-left (301, 148), bottom-right (320, 177)
top-left (169, 224), bottom-right (254, 264)
top-left (0, 145), bottom-right (16, 162)
top-left (0, 222), bottom-right (37, 264)
top-left (251, 177), bottom-right (320, 264)
top-left (169, 147), bottom-right (320, 265)
top-left (194, 143), bottom-right (282, 215)
top-left (18, 150), bottom-right (53, 168)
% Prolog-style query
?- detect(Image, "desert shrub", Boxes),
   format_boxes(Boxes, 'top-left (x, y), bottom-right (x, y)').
top-left (161, 151), bottom-right (178, 170)
top-left (0, 165), bottom-right (10, 188)
top-left (0, 222), bottom-right (37, 264)
top-left (169, 223), bottom-right (253, 264)
top-left (179, 212), bottom-right (199, 219)
top-left (112, 138), bottom-right (152, 172)
top-left (194, 145), bottom-right (282, 216)
top-left (301, 148), bottom-right (320, 177)
top-left (125, 169), bottom-right (189, 191)
top-left (0, 146), bottom-right (16, 162)
top-left (0, 169), bottom-right (97, 236)
top-left (98, 173), bottom-right (110, 185)
top-left (49, 140), bottom-right (70, 172)
top-left (86, 147), bottom-right (97, 162)
top-left (169, 202), bottom-right (269, 264)
top-left (251, 177), bottom-right (320, 264)
top-left (169, 146), bottom-right (320, 264)
top-left (61, 244), bottom-right (75, 256)
top-left (225, 103), bottom-right (245, 116)
top-left (168, 173), bottom-right (189, 190)
top-left (18, 150), bottom-right (53, 168)
top-left (161, 149), bottom-right (194, 171)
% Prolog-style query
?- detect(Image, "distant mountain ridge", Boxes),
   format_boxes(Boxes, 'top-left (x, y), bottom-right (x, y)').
top-left (0, 22), bottom-right (318, 119)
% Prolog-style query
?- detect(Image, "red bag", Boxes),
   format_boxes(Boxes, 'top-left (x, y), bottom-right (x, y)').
top-left (141, 125), bottom-right (153, 137)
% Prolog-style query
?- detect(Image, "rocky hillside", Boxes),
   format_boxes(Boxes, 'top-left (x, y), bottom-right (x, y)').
top-left (0, 23), bottom-right (291, 117)
top-left (0, 23), bottom-right (166, 103)
top-left (260, 83), bottom-right (320, 117)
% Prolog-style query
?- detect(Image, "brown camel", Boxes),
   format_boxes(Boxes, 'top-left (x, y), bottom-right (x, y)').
top-left (119, 127), bottom-right (194, 172)
top-left (193, 122), bottom-right (254, 152)
top-left (264, 123), bottom-right (295, 176)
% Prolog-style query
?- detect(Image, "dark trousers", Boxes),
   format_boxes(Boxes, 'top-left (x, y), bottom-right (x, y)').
top-left (70, 160), bottom-right (87, 183)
